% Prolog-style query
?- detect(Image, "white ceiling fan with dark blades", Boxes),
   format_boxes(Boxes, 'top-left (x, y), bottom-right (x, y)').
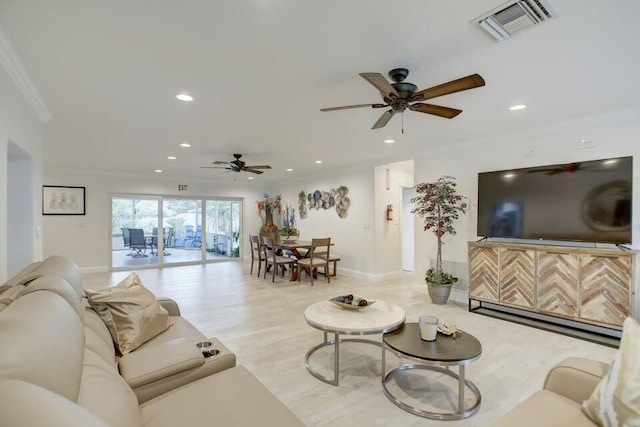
top-left (321, 68), bottom-right (485, 130)
top-left (201, 153), bottom-right (272, 175)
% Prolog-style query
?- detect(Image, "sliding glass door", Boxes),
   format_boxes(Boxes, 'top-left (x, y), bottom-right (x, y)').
top-left (111, 195), bottom-right (242, 270)
top-left (162, 198), bottom-right (203, 265)
top-left (111, 196), bottom-right (160, 268)
top-left (205, 199), bottom-right (241, 260)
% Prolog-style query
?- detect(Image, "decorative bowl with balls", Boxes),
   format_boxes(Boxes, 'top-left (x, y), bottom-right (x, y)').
top-left (329, 294), bottom-right (375, 310)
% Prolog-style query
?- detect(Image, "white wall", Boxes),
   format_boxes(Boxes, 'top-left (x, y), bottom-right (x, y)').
top-left (277, 167), bottom-right (376, 278)
top-left (373, 161), bottom-right (413, 276)
top-left (42, 169), bottom-right (269, 270)
top-left (0, 66), bottom-right (43, 280)
top-left (40, 106), bottom-right (640, 298)
top-left (401, 187), bottom-right (414, 272)
top-left (412, 108), bottom-right (640, 302)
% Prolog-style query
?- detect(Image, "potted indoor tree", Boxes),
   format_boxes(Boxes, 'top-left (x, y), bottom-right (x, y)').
top-left (410, 175), bottom-right (466, 304)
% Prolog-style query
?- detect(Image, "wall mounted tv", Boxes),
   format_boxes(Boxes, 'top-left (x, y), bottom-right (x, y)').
top-left (477, 156), bottom-right (633, 244)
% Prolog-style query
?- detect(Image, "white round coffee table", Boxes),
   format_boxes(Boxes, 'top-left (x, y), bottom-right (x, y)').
top-left (304, 300), bottom-right (405, 386)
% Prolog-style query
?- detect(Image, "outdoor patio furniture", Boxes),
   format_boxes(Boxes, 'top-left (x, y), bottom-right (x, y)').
top-left (128, 228), bottom-right (148, 258)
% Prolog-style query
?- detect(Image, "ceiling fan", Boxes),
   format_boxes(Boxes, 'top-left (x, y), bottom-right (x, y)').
top-left (201, 154), bottom-right (272, 175)
top-left (321, 68), bottom-right (485, 130)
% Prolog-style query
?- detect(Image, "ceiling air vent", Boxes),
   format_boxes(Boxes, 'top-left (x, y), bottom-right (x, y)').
top-left (474, 0), bottom-right (557, 42)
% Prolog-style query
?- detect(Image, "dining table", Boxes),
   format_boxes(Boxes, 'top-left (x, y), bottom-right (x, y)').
top-left (275, 239), bottom-right (334, 281)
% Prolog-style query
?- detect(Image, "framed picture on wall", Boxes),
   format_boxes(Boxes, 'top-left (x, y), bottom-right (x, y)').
top-left (42, 185), bottom-right (85, 215)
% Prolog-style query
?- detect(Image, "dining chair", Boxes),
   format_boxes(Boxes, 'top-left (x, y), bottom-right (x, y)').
top-left (297, 237), bottom-right (331, 285)
top-left (260, 235), bottom-right (295, 282)
top-left (249, 235), bottom-right (265, 276)
top-left (128, 228), bottom-right (148, 258)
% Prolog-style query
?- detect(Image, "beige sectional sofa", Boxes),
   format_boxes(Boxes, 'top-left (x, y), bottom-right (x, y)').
top-left (0, 256), bottom-right (304, 427)
top-left (493, 357), bottom-right (609, 426)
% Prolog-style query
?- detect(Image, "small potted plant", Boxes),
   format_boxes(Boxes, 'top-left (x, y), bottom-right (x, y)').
top-left (278, 203), bottom-right (299, 242)
top-left (410, 175), bottom-right (466, 304)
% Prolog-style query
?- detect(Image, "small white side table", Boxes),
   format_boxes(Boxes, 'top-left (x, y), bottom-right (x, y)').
top-left (304, 300), bottom-right (405, 386)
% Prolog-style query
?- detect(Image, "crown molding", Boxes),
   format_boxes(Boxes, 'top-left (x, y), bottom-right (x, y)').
top-left (0, 26), bottom-right (52, 123)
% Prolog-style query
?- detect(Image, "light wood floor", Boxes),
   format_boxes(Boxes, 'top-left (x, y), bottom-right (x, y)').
top-left (84, 261), bottom-right (617, 427)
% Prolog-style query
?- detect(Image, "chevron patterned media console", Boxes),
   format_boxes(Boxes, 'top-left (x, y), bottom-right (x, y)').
top-left (467, 241), bottom-right (636, 345)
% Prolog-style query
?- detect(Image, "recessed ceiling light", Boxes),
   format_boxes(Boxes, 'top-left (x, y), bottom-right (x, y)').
top-left (167, 156), bottom-right (177, 160)
top-left (384, 139), bottom-right (395, 144)
top-left (603, 159), bottom-right (619, 165)
top-left (179, 142), bottom-right (191, 148)
top-left (315, 160), bottom-right (322, 164)
top-left (504, 173), bottom-right (515, 179)
top-left (175, 93), bottom-right (194, 102)
top-left (155, 169), bottom-right (163, 173)
top-left (286, 168), bottom-right (293, 172)
top-left (509, 104), bottom-right (526, 111)
top-left (248, 176), bottom-right (254, 180)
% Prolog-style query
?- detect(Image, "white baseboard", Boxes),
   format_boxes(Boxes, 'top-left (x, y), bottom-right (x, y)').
top-left (449, 288), bottom-right (469, 304)
top-left (338, 268), bottom-right (405, 281)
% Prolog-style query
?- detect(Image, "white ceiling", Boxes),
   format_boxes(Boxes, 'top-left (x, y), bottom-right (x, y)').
top-left (1, 0), bottom-right (640, 182)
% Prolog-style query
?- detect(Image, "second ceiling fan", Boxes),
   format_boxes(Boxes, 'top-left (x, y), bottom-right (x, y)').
top-left (201, 153), bottom-right (271, 175)
top-left (321, 68), bottom-right (485, 130)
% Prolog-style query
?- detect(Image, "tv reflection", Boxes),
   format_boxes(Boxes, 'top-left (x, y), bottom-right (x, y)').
top-left (490, 202), bottom-right (523, 238)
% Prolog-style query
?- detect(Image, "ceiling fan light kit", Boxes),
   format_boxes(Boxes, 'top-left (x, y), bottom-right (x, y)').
top-left (321, 68), bottom-right (485, 130)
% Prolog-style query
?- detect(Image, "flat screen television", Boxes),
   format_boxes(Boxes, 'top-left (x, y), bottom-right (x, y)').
top-left (477, 156), bottom-right (633, 244)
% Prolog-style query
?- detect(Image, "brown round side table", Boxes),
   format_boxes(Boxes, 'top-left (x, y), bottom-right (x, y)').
top-left (382, 323), bottom-right (482, 420)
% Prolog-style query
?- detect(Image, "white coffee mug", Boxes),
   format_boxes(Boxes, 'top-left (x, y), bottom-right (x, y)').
top-left (419, 316), bottom-right (438, 341)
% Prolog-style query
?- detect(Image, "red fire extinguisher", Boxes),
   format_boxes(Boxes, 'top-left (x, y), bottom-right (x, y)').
top-left (386, 204), bottom-right (393, 221)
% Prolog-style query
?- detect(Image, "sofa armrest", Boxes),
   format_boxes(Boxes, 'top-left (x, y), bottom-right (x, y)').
top-left (119, 337), bottom-right (204, 388)
top-left (158, 297), bottom-right (180, 316)
top-left (543, 357), bottom-right (609, 403)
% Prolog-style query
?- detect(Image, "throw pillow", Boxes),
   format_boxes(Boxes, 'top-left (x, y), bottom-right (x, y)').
top-left (0, 260), bottom-right (43, 293)
top-left (581, 317), bottom-right (640, 426)
top-left (85, 273), bottom-right (172, 355)
top-left (0, 273), bottom-right (43, 311)
top-left (0, 285), bottom-right (27, 311)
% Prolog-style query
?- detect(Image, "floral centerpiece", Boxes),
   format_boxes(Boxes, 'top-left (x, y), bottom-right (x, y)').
top-left (256, 193), bottom-right (282, 216)
top-left (279, 203), bottom-right (299, 241)
top-left (256, 193), bottom-right (281, 236)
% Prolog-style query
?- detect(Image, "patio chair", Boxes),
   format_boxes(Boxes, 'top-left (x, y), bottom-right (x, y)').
top-left (184, 225), bottom-right (194, 249)
top-left (128, 228), bottom-right (148, 258)
top-left (249, 235), bottom-right (265, 276)
top-left (163, 227), bottom-right (174, 255)
top-left (192, 226), bottom-right (202, 249)
top-left (120, 227), bottom-right (134, 256)
top-left (261, 235), bottom-right (295, 283)
top-left (297, 238), bottom-right (331, 285)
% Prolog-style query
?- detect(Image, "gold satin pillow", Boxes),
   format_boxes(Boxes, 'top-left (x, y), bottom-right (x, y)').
top-left (85, 273), bottom-right (172, 355)
top-left (581, 317), bottom-right (640, 426)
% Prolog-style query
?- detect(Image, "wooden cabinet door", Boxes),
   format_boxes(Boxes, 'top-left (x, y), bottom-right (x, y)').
top-left (468, 245), bottom-right (499, 301)
top-left (500, 248), bottom-right (535, 309)
top-left (537, 251), bottom-right (579, 317)
top-left (580, 255), bottom-right (631, 327)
